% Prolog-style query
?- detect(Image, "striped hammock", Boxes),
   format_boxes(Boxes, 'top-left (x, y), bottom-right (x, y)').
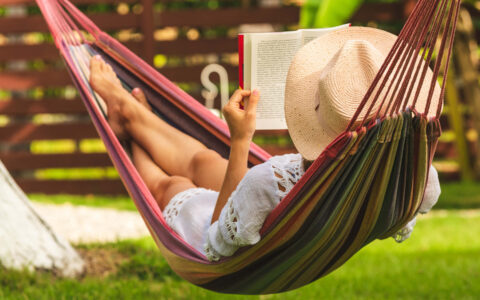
top-left (36, 0), bottom-right (459, 294)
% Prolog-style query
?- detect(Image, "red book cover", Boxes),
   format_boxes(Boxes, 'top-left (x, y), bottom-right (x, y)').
top-left (238, 34), bottom-right (244, 89)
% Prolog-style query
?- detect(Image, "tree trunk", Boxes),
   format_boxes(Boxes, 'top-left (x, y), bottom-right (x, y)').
top-left (445, 67), bottom-right (475, 181)
top-left (453, 7), bottom-right (480, 179)
top-left (0, 161), bottom-right (84, 277)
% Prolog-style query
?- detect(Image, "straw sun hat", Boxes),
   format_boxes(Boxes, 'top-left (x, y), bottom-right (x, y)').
top-left (285, 26), bottom-right (441, 161)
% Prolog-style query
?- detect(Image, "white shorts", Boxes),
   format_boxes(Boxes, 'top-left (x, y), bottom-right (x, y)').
top-left (163, 187), bottom-right (218, 254)
top-left (163, 153), bottom-right (305, 260)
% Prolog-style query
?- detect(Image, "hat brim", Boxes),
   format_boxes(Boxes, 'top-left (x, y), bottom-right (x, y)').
top-left (285, 26), bottom-right (441, 161)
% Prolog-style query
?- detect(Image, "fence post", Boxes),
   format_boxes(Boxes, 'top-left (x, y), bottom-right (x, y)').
top-left (141, 0), bottom-right (155, 65)
top-left (454, 7), bottom-right (480, 179)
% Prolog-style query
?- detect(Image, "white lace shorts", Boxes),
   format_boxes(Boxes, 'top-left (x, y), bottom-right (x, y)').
top-left (163, 153), bottom-right (305, 260)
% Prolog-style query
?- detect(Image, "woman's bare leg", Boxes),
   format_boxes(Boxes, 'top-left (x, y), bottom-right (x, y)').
top-left (129, 87), bottom-right (228, 191)
top-left (89, 56), bottom-right (227, 191)
top-left (131, 142), bottom-right (196, 210)
top-left (129, 91), bottom-right (198, 210)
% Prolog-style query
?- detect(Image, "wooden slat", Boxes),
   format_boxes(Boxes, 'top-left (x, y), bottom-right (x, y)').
top-left (81, 13), bottom-right (140, 30)
top-left (0, 70), bottom-right (73, 90)
top-left (351, 3), bottom-right (405, 23)
top-left (0, 13), bottom-right (139, 34)
top-left (0, 6), bottom-right (298, 34)
top-left (155, 6), bottom-right (300, 27)
top-left (0, 123), bottom-right (98, 143)
top-left (0, 15), bottom-right (46, 34)
top-left (159, 65), bottom-right (237, 83)
top-left (436, 142), bottom-right (457, 160)
top-left (1, 0), bottom-right (137, 5)
top-left (15, 179), bottom-right (127, 195)
top-left (0, 98), bottom-right (86, 115)
top-left (0, 3), bottom-right (467, 35)
top-left (0, 44), bottom-right (59, 61)
top-left (0, 38), bottom-right (235, 62)
top-left (436, 139), bottom-right (477, 160)
top-left (0, 38), bottom-right (236, 61)
top-left (5, 143), bottom-right (460, 179)
top-left (0, 41), bottom-right (141, 61)
top-left (0, 64), bottom-right (237, 89)
top-left (0, 0), bottom-right (35, 4)
top-left (0, 152), bottom-right (112, 171)
top-left (156, 38), bottom-right (237, 55)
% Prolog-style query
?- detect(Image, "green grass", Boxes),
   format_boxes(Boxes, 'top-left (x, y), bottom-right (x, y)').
top-left (29, 194), bottom-right (137, 211)
top-left (1, 210), bottom-right (479, 299)
top-left (29, 181), bottom-right (480, 212)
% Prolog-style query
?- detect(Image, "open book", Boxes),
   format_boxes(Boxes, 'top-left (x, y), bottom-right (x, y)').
top-left (239, 24), bottom-right (350, 130)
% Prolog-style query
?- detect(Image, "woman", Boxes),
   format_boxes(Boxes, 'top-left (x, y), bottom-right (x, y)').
top-left (89, 26), bottom-right (441, 261)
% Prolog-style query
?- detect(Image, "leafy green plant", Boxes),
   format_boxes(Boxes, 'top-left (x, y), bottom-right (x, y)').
top-left (300, 0), bottom-right (364, 28)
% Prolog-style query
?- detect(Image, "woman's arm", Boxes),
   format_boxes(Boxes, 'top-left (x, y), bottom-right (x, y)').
top-left (210, 89), bottom-right (259, 224)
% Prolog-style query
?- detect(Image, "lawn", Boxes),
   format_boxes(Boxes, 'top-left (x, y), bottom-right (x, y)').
top-left (1, 210), bottom-right (478, 299)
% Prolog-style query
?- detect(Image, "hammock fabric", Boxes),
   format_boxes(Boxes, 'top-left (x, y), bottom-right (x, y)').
top-left (36, 0), bottom-right (459, 294)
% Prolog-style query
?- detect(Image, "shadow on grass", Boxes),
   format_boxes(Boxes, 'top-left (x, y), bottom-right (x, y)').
top-left (76, 239), bottom-right (180, 282)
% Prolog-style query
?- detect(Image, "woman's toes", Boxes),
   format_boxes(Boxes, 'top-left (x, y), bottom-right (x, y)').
top-left (105, 63), bottom-right (115, 76)
top-left (89, 55), bottom-right (123, 94)
top-left (132, 88), bottom-right (150, 109)
top-left (101, 61), bottom-right (121, 84)
top-left (98, 58), bottom-right (111, 74)
top-left (100, 60), bottom-right (107, 71)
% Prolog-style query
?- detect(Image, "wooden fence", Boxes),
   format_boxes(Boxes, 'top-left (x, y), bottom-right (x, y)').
top-left (0, 0), bottom-right (476, 194)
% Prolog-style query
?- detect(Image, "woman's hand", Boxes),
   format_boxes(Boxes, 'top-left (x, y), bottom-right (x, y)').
top-left (212, 89), bottom-right (259, 224)
top-left (222, 89), bottom-right (260, 142)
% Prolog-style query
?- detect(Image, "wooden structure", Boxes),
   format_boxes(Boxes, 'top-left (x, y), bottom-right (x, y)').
top-left (0, 0), bottom-right (477, 194)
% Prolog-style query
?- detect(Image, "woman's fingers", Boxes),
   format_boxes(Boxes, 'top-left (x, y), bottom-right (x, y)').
top-left (245, 90), bottom-right (259, 114)
top-left (229, 89), bottom-right (251, 105)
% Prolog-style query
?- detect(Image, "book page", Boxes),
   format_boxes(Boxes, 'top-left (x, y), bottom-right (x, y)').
top-left (250, 31), bottom-right (301, 130)
top-left (301, 24), bottom-right (350, 45)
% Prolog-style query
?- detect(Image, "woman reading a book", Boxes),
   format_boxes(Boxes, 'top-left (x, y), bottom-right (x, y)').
top-left (89, 26), bottom-right (441, 261)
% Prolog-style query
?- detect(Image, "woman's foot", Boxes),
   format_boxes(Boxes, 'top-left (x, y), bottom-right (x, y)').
top-left (89, 55), bottom-right (136, 140)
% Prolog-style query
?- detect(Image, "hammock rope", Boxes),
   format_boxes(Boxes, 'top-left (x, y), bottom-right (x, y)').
top-left (36, 0), bottom-right (459, 294)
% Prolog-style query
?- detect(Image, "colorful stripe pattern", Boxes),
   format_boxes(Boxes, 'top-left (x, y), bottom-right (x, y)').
top-left (36, 0), bottom-right (457, 294)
